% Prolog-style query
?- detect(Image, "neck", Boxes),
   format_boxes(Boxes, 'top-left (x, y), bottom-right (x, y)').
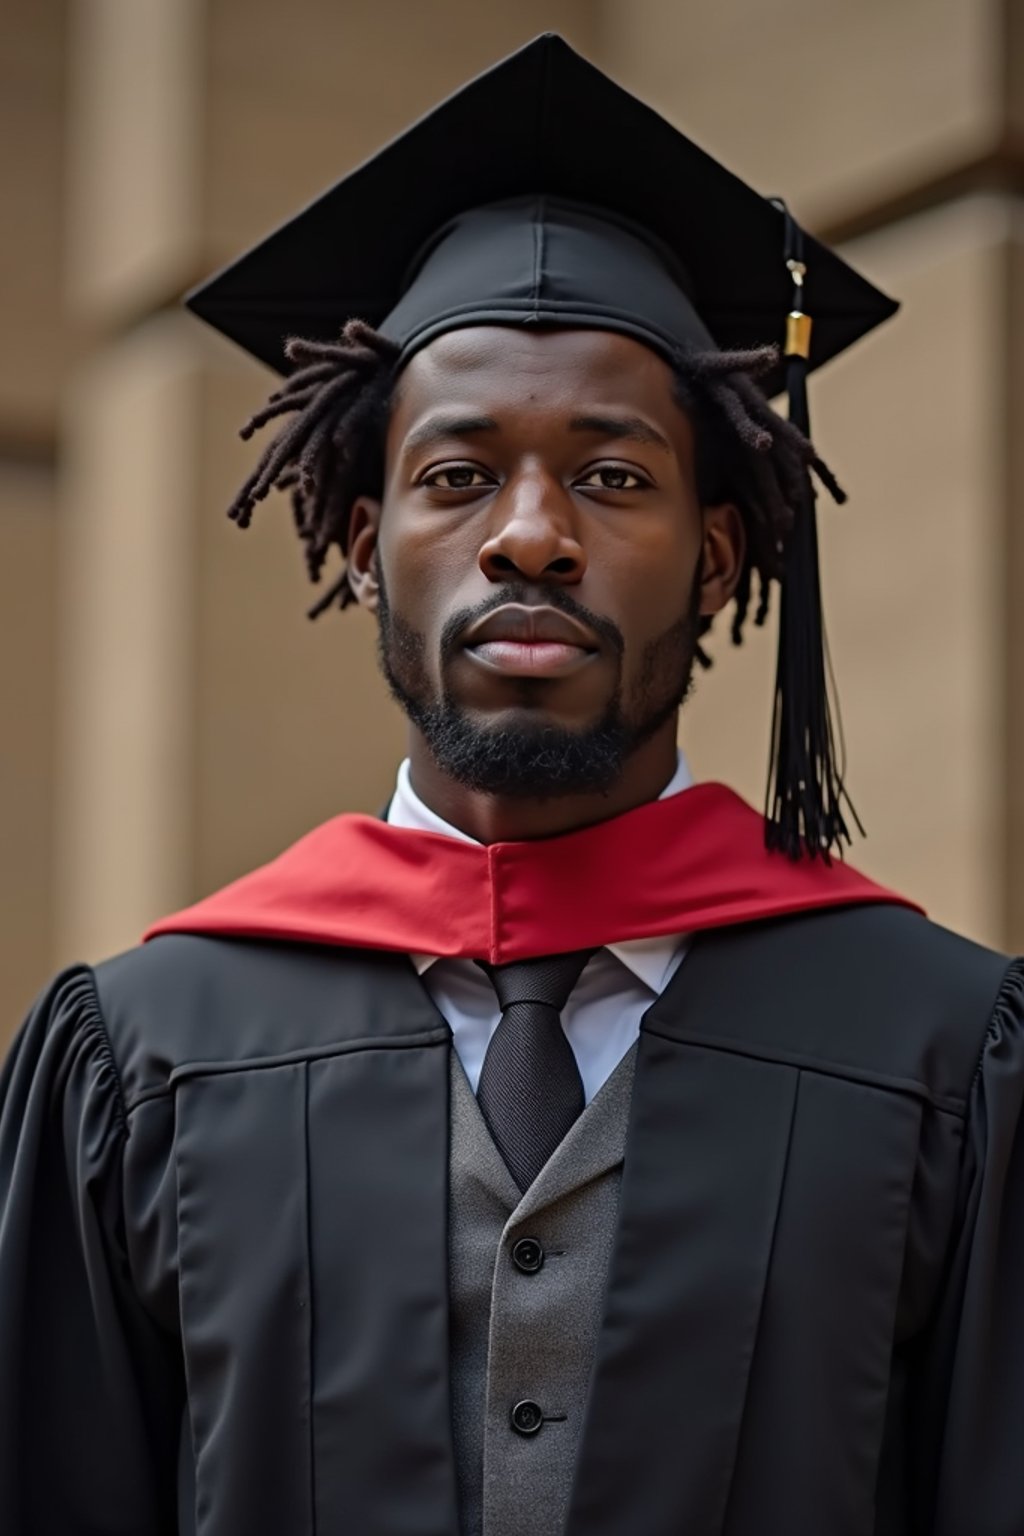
top-left (405, 720), bottom-right (681, 844)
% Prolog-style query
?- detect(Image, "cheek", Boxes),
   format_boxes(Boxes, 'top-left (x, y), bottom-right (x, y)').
top-left (378, 518), bottom-right (442, 615)
top-left (377, 515), bottom-right (479, 691)
top-left (592, 515), bottom-right (699, 621)
top-left (378, 502), bottom-right (488, 626)
top-left (594, 487), bottom-right (701, 562)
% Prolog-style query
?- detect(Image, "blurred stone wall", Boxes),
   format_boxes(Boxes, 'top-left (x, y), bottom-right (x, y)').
top-left (0, 0), bottom-right (66, 1032)
top-left (2, 0), bottom-right (1022, 1043)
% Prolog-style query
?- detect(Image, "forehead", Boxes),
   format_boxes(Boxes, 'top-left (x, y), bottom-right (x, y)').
top-left (391, 325), bottom-right (685, 424)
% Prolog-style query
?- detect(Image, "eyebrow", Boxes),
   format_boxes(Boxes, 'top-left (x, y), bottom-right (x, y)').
top-left (569, 414), bottom-right (672, 452)
top-left (401, 413), bottom-right (499, 455)
top-left (399, 409), bottom-right (673, 457)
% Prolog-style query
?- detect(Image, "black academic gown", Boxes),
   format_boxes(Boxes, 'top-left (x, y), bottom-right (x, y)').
top-left (1, 902), bottom-right (1022, 1536)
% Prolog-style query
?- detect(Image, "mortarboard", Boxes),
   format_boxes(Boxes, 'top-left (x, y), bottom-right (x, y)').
top-left (186, 33), bottom-right (895, 391)
top-left (185, 33), bottom-right (900, 859)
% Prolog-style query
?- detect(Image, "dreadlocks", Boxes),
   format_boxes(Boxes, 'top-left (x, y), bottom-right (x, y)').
top-left (227, 318), bottom-right (844, 662)
top-left (228, 320), bottom-right (401, 619)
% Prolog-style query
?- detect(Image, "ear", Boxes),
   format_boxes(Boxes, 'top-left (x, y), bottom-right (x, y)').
top-left (698, 502), bottom-right (746, 616)
top-left (346, 496), bottom-right (383, 612)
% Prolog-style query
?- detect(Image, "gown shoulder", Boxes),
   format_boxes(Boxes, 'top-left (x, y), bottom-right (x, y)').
top-left (92, 932), bottom-right (441, 1108)
top-left (655, 901), bottom-right (1016, 1111)
top-left (912, 954), bottom-right (1024, 1532)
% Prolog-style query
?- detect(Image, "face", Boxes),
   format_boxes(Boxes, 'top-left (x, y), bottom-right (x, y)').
top-left (347, 327), bottom-right (743, 798)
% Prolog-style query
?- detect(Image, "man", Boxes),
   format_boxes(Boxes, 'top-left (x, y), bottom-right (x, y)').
top-left (2, 34), bottom-right (1022, 1536)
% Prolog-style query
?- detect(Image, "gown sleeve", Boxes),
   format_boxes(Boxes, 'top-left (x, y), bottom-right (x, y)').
top-left (920, 958), bottom-right (1024, 1533)
top-left (0, 966), bottom-right (182, 1535)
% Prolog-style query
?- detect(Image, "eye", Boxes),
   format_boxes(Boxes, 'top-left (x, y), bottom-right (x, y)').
top-left (421, 463), bottom-right (493, 490)
top-left (576, 463), bottom-right (650, 492)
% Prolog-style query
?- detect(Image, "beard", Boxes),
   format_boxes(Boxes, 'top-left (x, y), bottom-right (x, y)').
top-left (376, 568), bottom-right (702, 800)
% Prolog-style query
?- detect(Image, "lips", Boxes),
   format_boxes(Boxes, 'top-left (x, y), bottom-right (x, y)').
top-left (461, 604), bottom-right (600, 680)
top-left (462, 604), bottom-right (599, 650)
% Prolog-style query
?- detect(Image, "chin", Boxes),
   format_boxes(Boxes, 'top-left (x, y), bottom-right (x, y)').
top-left (421, 701), bottom-right (630, 800)
top-left (464, 701), bottom-right (606, 737)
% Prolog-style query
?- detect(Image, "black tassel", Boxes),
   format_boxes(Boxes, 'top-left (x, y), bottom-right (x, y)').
top-left (764, 203), bottom-right (862, 860)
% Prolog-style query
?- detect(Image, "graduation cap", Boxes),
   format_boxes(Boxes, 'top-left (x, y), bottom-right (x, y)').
top-left (186, 33), bottom-right (899, 860)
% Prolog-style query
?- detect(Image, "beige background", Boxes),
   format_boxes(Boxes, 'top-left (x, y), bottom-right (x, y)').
top-left (3, 0), bottom-right (1023, 1044)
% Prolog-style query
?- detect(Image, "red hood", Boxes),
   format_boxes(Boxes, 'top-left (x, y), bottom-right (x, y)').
top-left (143, 782), bottom-right (920, 964)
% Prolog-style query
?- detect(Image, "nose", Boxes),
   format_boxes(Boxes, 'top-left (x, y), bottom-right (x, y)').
top-left (477, 471), bottom-right (587, 586)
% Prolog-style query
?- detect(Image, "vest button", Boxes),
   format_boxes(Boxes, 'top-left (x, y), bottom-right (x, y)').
top-left (510, 1399), bottom-right (544, 1436)
top-left (511, 1236), bottom-right (545, 1274)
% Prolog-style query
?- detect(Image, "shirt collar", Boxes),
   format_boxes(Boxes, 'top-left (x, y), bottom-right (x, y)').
top-left (387, 752), bottom-right (694, 987)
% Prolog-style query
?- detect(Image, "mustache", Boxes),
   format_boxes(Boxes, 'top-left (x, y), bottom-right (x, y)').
top-left (439, 584), bottom-right (625, 666)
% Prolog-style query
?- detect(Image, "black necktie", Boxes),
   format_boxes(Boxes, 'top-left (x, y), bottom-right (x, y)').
top-left (476, 949), bottom-right (595, 1191)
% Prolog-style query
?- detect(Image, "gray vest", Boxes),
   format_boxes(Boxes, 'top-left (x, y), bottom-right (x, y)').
top-left (448, 1042), bottom-right (637, 1536)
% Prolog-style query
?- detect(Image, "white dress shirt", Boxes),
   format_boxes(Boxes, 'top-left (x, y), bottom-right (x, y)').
top-left (386, 753), bottom-right (693, 1103)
